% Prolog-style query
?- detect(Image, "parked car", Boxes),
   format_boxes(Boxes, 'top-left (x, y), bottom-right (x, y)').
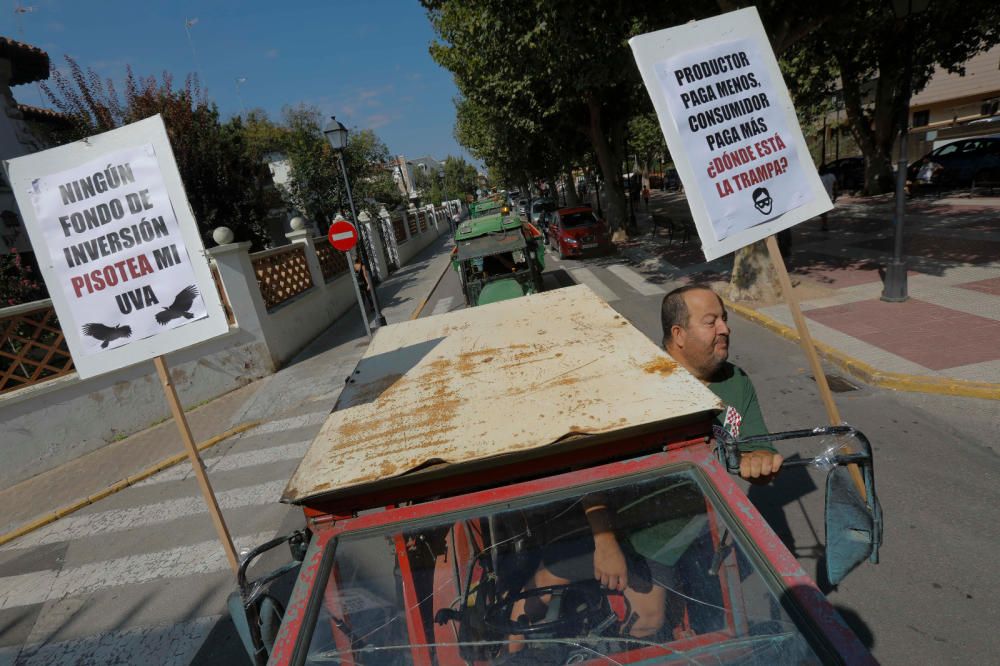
top-left (824, 156), bottom-right (864, 192)
top-left (907, 136), bottom-right (1000, 190)
top-left (529, 198), bottom-right (555, 226)
top-left (663, 167), bottom-right (681, 190)
top-left (547, 206), bottom-right (613, 259)
top-left (516, 197), bottom-right (530, 220)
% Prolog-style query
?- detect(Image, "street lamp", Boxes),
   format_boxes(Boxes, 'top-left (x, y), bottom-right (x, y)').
top-left (882, 0), bottom-right (931, 302)
top-left (323, 116), bottom-right (387, 326)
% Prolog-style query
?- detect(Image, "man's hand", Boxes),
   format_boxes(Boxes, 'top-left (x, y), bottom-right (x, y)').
top-left (740, 450), bottom-right (783, 482)
top-left (593, 533), bottom-right (628, 591)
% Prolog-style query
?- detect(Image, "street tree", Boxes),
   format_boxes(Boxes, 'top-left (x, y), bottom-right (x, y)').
top-left (271, 105), bottom-right (403, 227)
top-left (41, 56), bottom-right (272, 249)
top-left (442, 156), bottom-right (480, 202)
top-left (783, 0), bottom-right (1000, 194)
top-left (628, 113), bottom-right (668, 177)
top-left (424, 1), bottom-right (702, 231)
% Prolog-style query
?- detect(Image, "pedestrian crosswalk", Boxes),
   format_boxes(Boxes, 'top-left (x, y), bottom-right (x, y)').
top-left (604, 264), bottom-right (668, 296)
top-left (0, 404), bottom-right (334, 665)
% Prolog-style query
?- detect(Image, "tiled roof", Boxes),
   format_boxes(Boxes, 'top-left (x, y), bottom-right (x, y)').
top-left (16, 103), bottom-right (73, 126)
top-left (0, 36), bottom-right (50, 86)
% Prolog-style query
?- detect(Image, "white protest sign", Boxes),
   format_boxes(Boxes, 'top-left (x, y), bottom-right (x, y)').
top-left (630, 7), bottom-right (832, 260)
top-left (6, 115), bottom-right (229, 378)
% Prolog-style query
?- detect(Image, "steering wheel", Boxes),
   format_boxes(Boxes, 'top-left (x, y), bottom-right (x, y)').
top-left (483, 579), bottom-right (620, 637)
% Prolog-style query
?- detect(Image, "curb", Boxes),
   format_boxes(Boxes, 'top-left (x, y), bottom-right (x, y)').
top-left (725, 298), bottom-right (1000, 401)
top-left (410, 252), bottom-right (453, 320)
top-left (0, 420), bottom-right (262, 547)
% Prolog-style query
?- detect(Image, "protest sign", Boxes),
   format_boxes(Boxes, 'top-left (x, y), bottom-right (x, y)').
top-left (6, 115), bottom-right (228, 378)
top-left (629, 7), bottom-right (832, 260)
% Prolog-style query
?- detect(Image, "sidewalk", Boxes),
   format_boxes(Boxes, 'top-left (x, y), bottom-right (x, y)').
top-left (0, 233), bottom-right (455, 538)
top-left (621, 190), bottom-right (1000, 399)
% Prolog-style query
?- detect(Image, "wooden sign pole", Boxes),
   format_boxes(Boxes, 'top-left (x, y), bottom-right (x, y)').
top-left (764, 235), bottom-right (867, 498)
top-left (153, 355), bottom-right (240, 574)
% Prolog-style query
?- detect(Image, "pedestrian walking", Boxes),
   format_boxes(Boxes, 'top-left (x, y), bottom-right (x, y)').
top-left (642, 185), bottom-right (650, 210)
top-left (354, 255), bottom-right (373, 311)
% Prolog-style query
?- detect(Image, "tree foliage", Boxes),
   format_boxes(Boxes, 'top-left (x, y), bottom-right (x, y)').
top-left (260, 105), bottom-right (403, 226)
top-left (783, 0), bottom-right (1000, 193)
top-left (0, 248), bottom-right (47, 306)
top-left (424, 0), bottom-right (696, 229)
top-left (41, 56), bottom-right (272, 249)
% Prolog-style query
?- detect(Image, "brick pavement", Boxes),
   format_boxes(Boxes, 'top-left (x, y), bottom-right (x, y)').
top-left (624, 190), bottom-right (1000, 394)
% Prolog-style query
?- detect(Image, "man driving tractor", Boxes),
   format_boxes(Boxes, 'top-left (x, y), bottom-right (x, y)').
top-left (509, 285), bottom-right (783, 647)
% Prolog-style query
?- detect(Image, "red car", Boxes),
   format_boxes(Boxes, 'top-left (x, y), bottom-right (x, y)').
top-left (547, 206), bottom-right (613, 259)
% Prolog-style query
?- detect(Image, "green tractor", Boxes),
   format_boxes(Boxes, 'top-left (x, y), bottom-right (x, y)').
top-left (451, 203), bottom-right (545, 307)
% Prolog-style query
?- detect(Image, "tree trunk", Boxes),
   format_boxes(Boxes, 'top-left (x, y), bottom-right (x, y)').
top-left (836, 29), bottom-right (907, 195)
top-left (585, 95), bottom-right (627, 232)
top-left (729, 240), bottom-right (782, 302)
top-left (564, 170), bottom-right (579, 206)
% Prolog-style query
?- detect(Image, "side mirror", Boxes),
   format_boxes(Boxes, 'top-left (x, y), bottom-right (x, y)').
top-left (716, 425), bottom-right (883, 586)
top-left (230, 529), bottom-right (309, 665)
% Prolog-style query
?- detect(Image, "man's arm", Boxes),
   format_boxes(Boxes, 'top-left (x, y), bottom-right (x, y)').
top-left (582, 495), bottom-right (628, 591)
top-left (735, 370), bottom-right (783, 482)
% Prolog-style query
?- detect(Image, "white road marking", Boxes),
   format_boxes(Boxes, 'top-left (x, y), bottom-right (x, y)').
top-left (244, 411), bottom-right (329, 435)
top-left (3, 480), bottom-right (287, 551)
top-left (606, 264), bottom-right (667, 296)
top-left (568, 268), bottom-right (619, 302)
top-left (431, 296), bottom-right (455, 315)
top-left (135, 439), bottom-right (310, 487)
top-left (3, 615), bottom-right (219, 666)
top-left (0, 533), bottom-right (271, 611)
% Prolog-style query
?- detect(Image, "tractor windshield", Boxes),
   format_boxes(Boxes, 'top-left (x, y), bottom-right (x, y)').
top-left (297, 466), bottom-right (832, 664)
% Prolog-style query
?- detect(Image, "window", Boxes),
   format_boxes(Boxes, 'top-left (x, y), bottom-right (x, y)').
top-left (300, 468), bottom-right (831, 664)
top-left (912, 110), bottom-right (930, 127)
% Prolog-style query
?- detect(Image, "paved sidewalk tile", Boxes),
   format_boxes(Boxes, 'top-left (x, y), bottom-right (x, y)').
top-left (634, 190), bottom-right (1000, 388)
top-left (957, 276), bottom-right (1000, 296)
top-left (805, 299), bottom-right (1000, 371)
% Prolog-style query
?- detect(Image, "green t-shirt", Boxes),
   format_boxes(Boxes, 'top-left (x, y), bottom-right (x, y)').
top-left (707, 362), bottom-right (774, 452)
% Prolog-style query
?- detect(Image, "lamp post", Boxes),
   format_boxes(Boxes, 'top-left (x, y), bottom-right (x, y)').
top-left (882, 0), bottom-right (931, 302)
top-left (324, 116), bottom-right (387, 326)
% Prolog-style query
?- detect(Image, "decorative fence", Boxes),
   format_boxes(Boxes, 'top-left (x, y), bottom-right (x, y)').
top-left (251, 245), bottom-right (314, 311)
top-left (417, 210), bottom-right (428, 233)
top-left (314, 240), bottom-right (350, 281)
top-left (0, 302), bottom-right (74, 394)
top-left (406, 213), bottom-right (419, 237)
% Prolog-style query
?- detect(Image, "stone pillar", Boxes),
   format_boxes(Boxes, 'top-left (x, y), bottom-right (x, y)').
top-left (285, 228), bottom-right (324, 290)
top-left (208, 241), bottom-right (270, 343)
top-left (362, 218), bottom-right (389, 281)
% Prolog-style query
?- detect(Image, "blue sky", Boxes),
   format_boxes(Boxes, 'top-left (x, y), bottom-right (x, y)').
top-left (8, 0), bottom-right (472, 163)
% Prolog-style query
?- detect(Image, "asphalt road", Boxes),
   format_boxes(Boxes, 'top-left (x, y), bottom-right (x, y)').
top-left (422, 244), bottom-right (1000, 664)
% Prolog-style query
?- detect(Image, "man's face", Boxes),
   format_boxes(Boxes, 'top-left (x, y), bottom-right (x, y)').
top-left (671, 289), bottom-right (731, 381)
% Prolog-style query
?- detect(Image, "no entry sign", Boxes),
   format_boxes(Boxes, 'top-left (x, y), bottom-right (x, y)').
top-left (328, 219), bottom-right (358, 252)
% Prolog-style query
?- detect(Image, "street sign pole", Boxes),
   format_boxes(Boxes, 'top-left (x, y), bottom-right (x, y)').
top-left (337, 151), bottom-right (387, 326)
top-left (345, 248), bottom-right (371, 338)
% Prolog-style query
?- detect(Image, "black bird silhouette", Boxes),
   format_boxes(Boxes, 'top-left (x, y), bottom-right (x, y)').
top-left (155, 285), bottom-right (199, 325)
top-left (81, 322), bottom-right (133, 348)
